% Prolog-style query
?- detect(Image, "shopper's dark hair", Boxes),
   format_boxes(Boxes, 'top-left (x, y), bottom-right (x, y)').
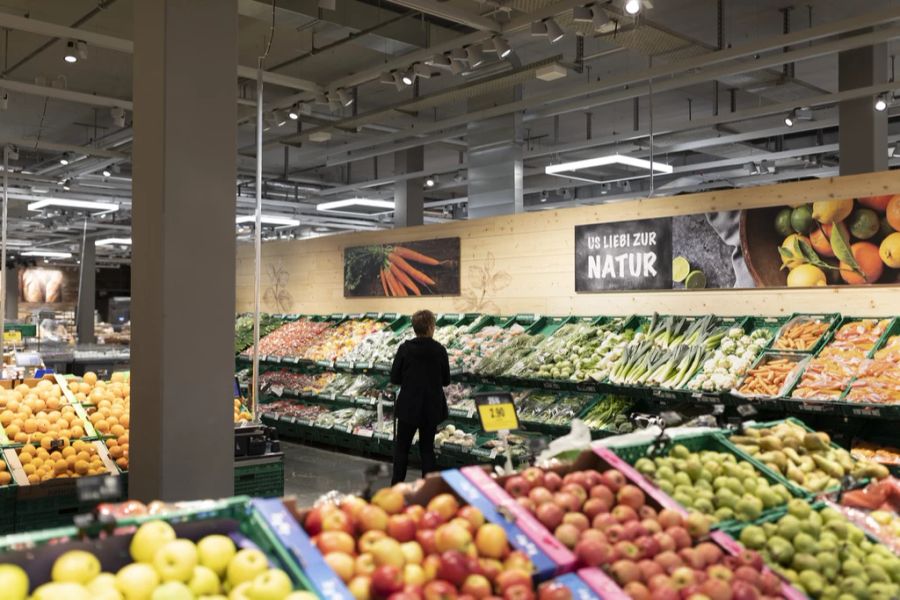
top-left (411, 310), bottom-right (436, 336)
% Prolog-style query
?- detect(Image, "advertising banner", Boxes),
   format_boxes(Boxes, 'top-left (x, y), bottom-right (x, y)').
top-left (344, 237), bottom-right (460, 297)
top-left (576, 197), bottom-right (900, 291)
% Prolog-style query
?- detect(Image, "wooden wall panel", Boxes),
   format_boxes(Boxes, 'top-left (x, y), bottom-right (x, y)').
top-left (236, 171), bottom-right (900, 318)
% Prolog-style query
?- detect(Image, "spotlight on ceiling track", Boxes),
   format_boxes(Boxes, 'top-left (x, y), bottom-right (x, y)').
top-left (874, 92), bottom-right (890, 112)
top-left (492, 36), bottom-right (512, 59)
top-left (544, 18), bottom-right (565, 43)
top-left (379, 72), bottom-right (395, 85)
top-left (592, 6), bottom-right (610, 31)
top-left (785, 106), bottom-right (812, 127)
top-left (102, 169), bottom-right (111, 178)
top-left (624, 0), bottom-right (641, 15)
top-left (401, 70), bottom-right (415, 86)
top-left (59, 154), bottom-right (70, 166)
top-left (391, 72), bottom-right (405, 92)
top-left (336, 87), bottom-right (353, 107)
top-left (426, 54), bottom-right (452, 68)
top-left (465, 45), bottom-right (485, 67)
top-left (449, 61), bottom-right (465, 75)
top-left (288, 104), bottom-right (300, 120)
top-left (64, 40), bottom-right (78, 63)
top-left (784, 110), bottom-right (795, 128)
top-left (425, 175), bottom-right (438, 188)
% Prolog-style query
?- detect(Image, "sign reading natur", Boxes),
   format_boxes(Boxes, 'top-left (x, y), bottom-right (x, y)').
top-left (575, 217), bottom-right (673, 291)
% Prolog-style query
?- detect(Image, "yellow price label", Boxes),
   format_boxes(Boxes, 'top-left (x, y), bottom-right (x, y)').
top-left (477, 402), bottom-right (518, 432)
top-left (2, 331), bottom-right (22, 342)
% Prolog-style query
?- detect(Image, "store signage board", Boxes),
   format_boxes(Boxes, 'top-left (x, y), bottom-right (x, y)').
top-left (575, 218), bottom-right (673, 291)
top-left (474, 392), bottom-right (519, 432)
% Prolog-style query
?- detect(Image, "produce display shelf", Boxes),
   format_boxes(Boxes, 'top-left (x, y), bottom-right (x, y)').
top-left (607, 431), bottom-right (802, 531)
top-left (769, 312), bottom-right (841, 355)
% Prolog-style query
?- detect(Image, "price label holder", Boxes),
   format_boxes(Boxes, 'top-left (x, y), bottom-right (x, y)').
top-left (474, 392), bottom-right (519, 433)
top-left (3, 330), bottom-right (22, 343)
top-left (76, 474), bottom-right (123, 504)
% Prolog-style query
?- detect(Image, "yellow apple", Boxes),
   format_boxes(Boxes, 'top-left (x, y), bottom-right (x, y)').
top-left (247, 568), bottom-right (293, 600)
top-left (226, 549), bottom-right (269, 588)
top-left (197, 535), bottom-right (237, 577)
top-left (189, 565), bottom-right (221, 596)
top-left (31, 582), bottom-right (91, 600)
top-left (116, 563), bottom-right (160, 600)
top-left (151, 581), bottom-right (194, 600)
top-left (51, 550), bottom-right (101, 584)
top-left (130, 521), bottom-right (177, 563)
top-left (0, 564), bottom-right (29, 600)
top-left (400, 541), bottom-right (423, 565)
top-left (153, 540), bottom-right (198, 583)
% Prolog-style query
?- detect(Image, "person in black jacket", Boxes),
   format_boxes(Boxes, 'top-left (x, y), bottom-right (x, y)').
top-left (390, 309), bottom-right (450, 484)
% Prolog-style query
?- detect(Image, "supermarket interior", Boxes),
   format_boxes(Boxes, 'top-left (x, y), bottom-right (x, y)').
top-left (1, 1), bottom-right (900, 599)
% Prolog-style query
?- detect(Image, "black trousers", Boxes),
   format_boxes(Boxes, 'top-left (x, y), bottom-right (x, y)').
top-left (391, 419), bottom-right (437, 485)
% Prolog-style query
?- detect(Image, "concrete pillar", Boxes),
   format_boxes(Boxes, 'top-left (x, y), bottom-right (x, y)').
top-left (394, 148), bottom-right (424, 228)
top-left (4, 268), bottom-right (16, 321)
top-left (131, 0), bottom-right (237, 501)
top-left (466, 87), bottom-right (524, 219)
top-left (839, 43), bottom-right (888, 175)
top-left (76, 239), bottom-right (96, 344)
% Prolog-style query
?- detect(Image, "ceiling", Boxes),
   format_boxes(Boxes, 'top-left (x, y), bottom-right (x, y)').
top-left (1, 0), bottom-right (899, 266)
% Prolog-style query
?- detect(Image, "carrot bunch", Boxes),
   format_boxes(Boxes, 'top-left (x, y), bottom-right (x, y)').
top-left (380, 246), bottom-right (439, 296)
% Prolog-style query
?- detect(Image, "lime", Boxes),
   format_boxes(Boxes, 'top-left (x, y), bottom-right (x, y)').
top-left (672, 256), bottom-right (691, 282)
top-left (685, 270), bottom-right (707, 289)
top-left (846, 208), bottom-right (880, 240)
top-left (775, 208), bottom-right (794, 237)
top-left (790, 204), bottom-right (814, 234)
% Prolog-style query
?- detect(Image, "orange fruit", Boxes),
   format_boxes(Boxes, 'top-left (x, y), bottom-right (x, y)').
top-left (859, 195), bottom-right (893, 212)
top-left (840, 241), bottom-right (884, 284)
top-left (888, 196), bottom-right (900, 231)
top-left (809, 227), bottom-right (834, 257)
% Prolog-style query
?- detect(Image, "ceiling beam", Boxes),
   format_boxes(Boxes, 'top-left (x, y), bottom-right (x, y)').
top-left (0, 78), bottom-right (132, 109)
top-left (381, 0), bottom-right (497, 31)
top-left (0, 136), bottom-right (129, 160)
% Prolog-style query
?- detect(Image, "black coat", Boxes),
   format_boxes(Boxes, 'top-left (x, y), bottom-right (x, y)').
top-left (390, 337), bottom-right (451, 426)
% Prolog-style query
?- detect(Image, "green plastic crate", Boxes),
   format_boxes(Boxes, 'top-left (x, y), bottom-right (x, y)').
top-left (609, 432), bottom-right (802, 531)
top-left (13, 476), bottom-right (128, 533)
top-left (234, 455), bottom-right (285, 498)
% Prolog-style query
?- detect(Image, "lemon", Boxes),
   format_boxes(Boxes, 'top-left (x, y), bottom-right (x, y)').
top-left (780, 234), bottom-right (808, 270)
top-left (672, 257), bottom-right (691, 282)
top-left (811, 198), bottom-right (854, 224)
top-left (787, 264), bottom-right (827, 287)
top-left (879, 232), bottom-right (900, 268)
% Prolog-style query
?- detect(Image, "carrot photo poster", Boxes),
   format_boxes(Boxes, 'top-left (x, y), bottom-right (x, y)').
top-left (343, 238), bottom-right (461, 297)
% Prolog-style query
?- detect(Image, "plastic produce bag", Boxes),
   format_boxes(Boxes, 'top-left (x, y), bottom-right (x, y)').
top-left (536, 419), bottom-right (592, 464)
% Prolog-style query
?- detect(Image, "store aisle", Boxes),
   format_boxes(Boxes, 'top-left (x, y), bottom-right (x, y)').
top-left (282, 441), bottom-right (392, 506)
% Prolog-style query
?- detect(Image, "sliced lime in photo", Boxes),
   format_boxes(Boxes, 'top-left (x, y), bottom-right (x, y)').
top-left (672, 256), bottom-right (691, 282)
top-left (685, 269), bottom-right (707, 289)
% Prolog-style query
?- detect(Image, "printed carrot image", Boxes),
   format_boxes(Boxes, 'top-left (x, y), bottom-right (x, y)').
top-left (343, 238), bottom-right (460, 297)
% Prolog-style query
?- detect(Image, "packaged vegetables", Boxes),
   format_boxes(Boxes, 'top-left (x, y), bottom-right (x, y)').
top-left (245, 318), bottom-right (330, 358)
top-left (689, 326), bottom-right (772, 392)
top-left (772, 317), bottom-right (831, 351)
top-left (446, 324), bottom-right (525, 372)
top-left (304, 319), bottom-right (385, 362)
top-left (736, 356), bottom-right (804, 398)
top-left (845, 334), bottom-right (900, 404)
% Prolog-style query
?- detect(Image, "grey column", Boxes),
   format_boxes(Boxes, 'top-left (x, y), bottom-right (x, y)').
top-left (466, 87), bottom-right (524, 219)
top-left (76, 239), bottom-right (95, 344)
top-left (4, 267), bottom-right (16, 321)
top-left (394, 147), bottom-right (424, 227)
top-left (839, 43), bottom-right (888, 175)
top-left (131, 0), bottom-right (237, 501)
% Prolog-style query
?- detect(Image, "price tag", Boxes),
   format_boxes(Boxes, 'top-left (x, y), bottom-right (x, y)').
top-left (76, 475), bottom-right (122, 503)
top-left (3, 330), bottom-right (22, 343)
top-left (270, 384), bottom-right (284, 397)
top-left (475, 392), bottom-right (519, 433)
top-left (652, 389), bottom-right (678, 401)
top-left (356, 429), bottom-right (374, 438)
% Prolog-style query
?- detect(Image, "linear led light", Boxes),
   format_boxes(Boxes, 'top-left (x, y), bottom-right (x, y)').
top-left (96, 238), bottom-right (132, 246)
top-left (235, 215), bottom-right (301, 227)
top-left (22, 250), bottom-right (73, 258)
top-left (317, 198), bottom-right (395, 211)
top-left (545, 154), bottom-right (673, 175)
top-left (27, 198), bottom-right (119, 212)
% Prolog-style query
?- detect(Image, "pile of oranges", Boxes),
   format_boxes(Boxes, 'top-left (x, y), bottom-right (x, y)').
top-left (16, 439), bottom-right (109, 484)
top-left (71, 371), bottom-right (130, 471)
top-left (0, 458), bottom-right (10, 485)
top-left (0, 379), bottom-right (89, 446)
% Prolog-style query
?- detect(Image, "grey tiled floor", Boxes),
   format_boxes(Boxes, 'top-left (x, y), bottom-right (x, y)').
top-left (282, 441), bottom-right (392, 506)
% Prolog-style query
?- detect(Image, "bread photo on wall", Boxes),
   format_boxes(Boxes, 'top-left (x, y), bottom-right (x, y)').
top-left (343, 238), bottom-right (460, 297)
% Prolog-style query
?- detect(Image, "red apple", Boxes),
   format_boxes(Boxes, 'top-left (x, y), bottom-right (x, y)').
top-left (617, 485), bottom-right (646, 510)
top-left (451, 517), bottom-right (477, 535)
top-left (360, 530), bottom-right (389, 554)
top-left (699, 579), bottom-right (733, 600)
top-left (635, 535), bottom-right (661, 559)
top-left (730, 581), bottom-right (760, 600)
top-left (638, 559), bottom-right (665, 580)
top-left (641, 518), bottom-right (663, 535)
top-left (503, 552), bottom-right (533, 574)
top-left (666, 526), bottom-right (692, 550)
top-left (543, 472), bottom-right (563, 492)
top-left (304, 505), bottom-right (330, 536)
top-left (323, 506), bottom-right (355, 533)
top-left (592, 513), bottom-right (618, 532)
top-left (610, 559), bottom-right (642, 585)
top-left (732, 566), bottom-right (758, 587)
top-left (356, 553), bottom-right (377, 576)
top-left (461, 574), bottom-right (492, 599)
top-left (528, 487), bottom-right (553, 506)
top-left (349, 575), bottom-right (373, 600)
top-left (639, 505), bottom-right (658, 520)
top-left (612, 505), bottom-right (638, 524)
top-left (342, 496), bottom-right (368, 520)
top-left (372, 565), bottom-right (405, 598)
top-left (600, 469), bottom-right (626, 492)
top-left (605, 524), bottom-right (627, 543)
top-left (406, 505), bottom-right (426, 526)
top-left (706, 565), bottom-right (732, 583)
top-left (318, 531), bottom-right (356, 555)
top-left (561, 484), bottom-right (588, 505)
top-left (694, 543), bottom-right (722, 567)
top-left (495, 569), bottom-right (532, 594)
top-left (624, 582), bottom-right (651, 600)
top-left (516, 497), bottom-right (536, 513)
top-left (504, 476), bottom-right (531, 498)
top-left (553, 492), bottom-right (581, 513)
top-left (435, 523), bottom-right (473, 554)
top-left (574, 538), bottom-right (616, 567)
top-left (735, 550), bottom-right (763, 571)
top-left (670, 567), bottom-right (696, 591)
top-left (427, 494), bottom-right (460, 522)
top-left (579, 529), bottom-right (607, 544)
top-left (437, 550), bottom-right (469, 587)
top-left (477, 558), bottom-right (502, 582)
top-left (522, 467), bottom-right (546, 488)
top-left (359, 505), bottom-right (390, 532)
top-left (679, 548), bottom-right (706, 570)
top-left (554, 523), bottom-right (580, 549)
top-left (589, 485), bottom-right (615, 508)
top-left (416, 529), bottom-right (437, 556)
top-left (535, 503), bottom-right (564, 530)
top-left (582, 498), bottom-right (609, 520)
top-left (421, 510), bottom-right (446, 530)
top-left (657, 509), bottom-right (683, 530)
top-left (503, 584), bottom-right (535, 600)
top-left (388, 514), bottom-right (418, 543)
top-left (537, 581), bottom-right (572, 600)
top-left (562, 512), bottom-right (590, 532)
top-left (614, 540), bottom-right (641, 561)
top-left (373, 488), bottom-right (406, 515)
top-left (422, 555), bottom-right (441, 581)
top-left (649, 587), bottom-right (679, 600)
top-left (388, 593), bottom-right (422, 600)
top-left (653, 532), bottom-right (677, 553)
top-left (758, 571), bottom-right (782, 595)
top-left (648, 574), bottom-right (672, 591)
top-left (623, 521), bottom-right (649, 540)
top-left (655, 551), bottom-right (684, 574)
top-left (685, 513), bottom-right (710, 539)
top-left (423, 580), bottom-right (458, 600)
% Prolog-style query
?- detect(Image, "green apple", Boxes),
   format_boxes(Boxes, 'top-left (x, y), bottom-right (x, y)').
top-left (151, 582), bottom-right (194, 600)
top-left (51, 550), bottom-right (101, 584)
top-left (0, 563), bottom-right (29, 600)
top-left (153, 539), bottom-right (198, 583)
top-left (229, 581), bottom-right (253, 600)
top-left (131, 521), bottom-right (177, 563)
top-left (116, 562), bottom-right (160, 600)
top-left (227, 549), bottom-right (269, 588)
top-left (247, 569), bottom-right (293, 600)
top-left (31, 582), bottom-right (91, 600)
top-left (198, 535), bottom-right (237, 578)
top-left (189, 565), bottom-right (221, 596)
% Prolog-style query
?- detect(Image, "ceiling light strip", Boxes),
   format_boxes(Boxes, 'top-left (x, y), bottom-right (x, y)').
top-left (545, 154), bottom-right (673, 175)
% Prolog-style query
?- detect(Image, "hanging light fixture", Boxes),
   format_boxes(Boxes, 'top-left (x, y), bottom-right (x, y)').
top-left (63, 40), bottom-right (78, 63)
top-left (59, 154), bottom-right (70, 166)
top-left (592, 6), bottom-right (610, 31)
top-left (544, 18), bottom-right (565, 43)
top-left (401, 70), bottom-right (415, 85)
top-left (492, 36), bottom-right (512, 59)
top-left (288, 104), bottom-right (300, 120)
top-left (336, 88), bottom-right (354, 107)
top-left (102, 169), bottom-right (111, 178)
top-left (624, 0), bottom-right (641, 15)
top-left (573, 6), bottom-right (593, 22)
top-left (391, 71), bottom-right (405, 91)
top-left (784, 109), bottom-right (796, 128)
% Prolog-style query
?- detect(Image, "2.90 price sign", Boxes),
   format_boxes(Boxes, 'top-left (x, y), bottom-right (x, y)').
top-left (474, 392), bottom-right (520, 433)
